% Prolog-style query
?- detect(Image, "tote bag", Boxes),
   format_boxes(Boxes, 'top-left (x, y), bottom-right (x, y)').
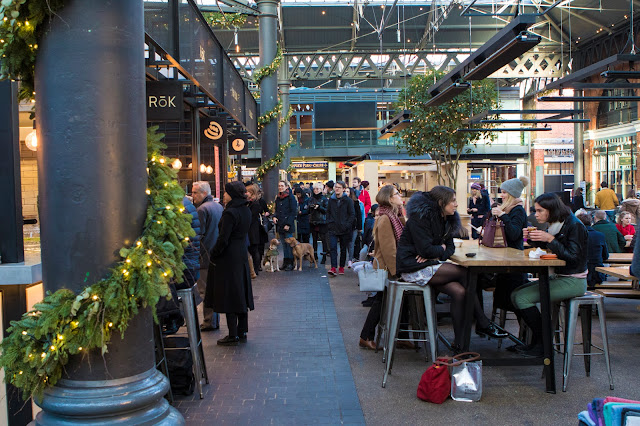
top-left (357, 257), bottom-right (387, 292)
top-left (450, 352), bottom-right (482, 402)
top-left (480, 216), bottom-right (506, 248)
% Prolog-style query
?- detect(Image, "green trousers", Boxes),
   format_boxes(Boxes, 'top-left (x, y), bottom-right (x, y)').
top-left (511, 275), bottom-right (587, 310)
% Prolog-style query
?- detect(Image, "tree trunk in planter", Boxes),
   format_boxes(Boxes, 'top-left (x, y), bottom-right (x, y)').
top-left (34, 0), bottom-right (182, 423)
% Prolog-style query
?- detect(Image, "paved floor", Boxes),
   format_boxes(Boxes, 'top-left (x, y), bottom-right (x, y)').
top-left (173, 263), bottom-right (365, 425)
top-left (172, 260), bottom-right (640, 425)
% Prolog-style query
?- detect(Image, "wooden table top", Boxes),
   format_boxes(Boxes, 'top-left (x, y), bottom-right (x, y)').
top-left (595, 266), bottom-right (638, 281)
top-left (606, 253), bottom-right (634, 264)
top-left (450, 240), bottom-right (566, 267)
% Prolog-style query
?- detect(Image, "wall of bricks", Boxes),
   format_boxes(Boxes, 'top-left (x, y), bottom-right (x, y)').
top-left (20, 142), bottom-right (39, 219)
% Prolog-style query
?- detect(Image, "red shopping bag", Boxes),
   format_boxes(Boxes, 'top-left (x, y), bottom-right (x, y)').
top-left (417, 357), bottom-right (452, 404)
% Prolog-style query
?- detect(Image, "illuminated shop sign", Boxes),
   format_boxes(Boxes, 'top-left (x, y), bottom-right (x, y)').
top-left (291, 162), bottom-right (328, 169)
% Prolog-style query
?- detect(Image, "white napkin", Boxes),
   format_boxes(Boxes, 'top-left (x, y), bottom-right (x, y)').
top-left (528, 247), bottom-right (547, 259)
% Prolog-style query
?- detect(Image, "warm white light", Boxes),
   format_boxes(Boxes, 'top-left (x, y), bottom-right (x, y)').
top-left (172, 158), bottom-right (182, 169)
top-left (25, 130), bottom-right (38, 151)
top-left (206, 165), bottom-right (213, 174)
top-left (200, 164), bottom-right (206, 173)
top-left (188, 162), bottom-right (193, 169)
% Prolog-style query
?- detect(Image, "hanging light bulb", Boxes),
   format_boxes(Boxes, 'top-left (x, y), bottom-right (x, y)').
top-left (172, 158), bottom-right (182, 169)
top-left (206, 165), bottom-right (213, 174)
top-left (25, 120), bottom-right (37, 151)
top-left (200, 164), bottom-right (206, 173)
top-left (188, 162), bottom-right (193, 169)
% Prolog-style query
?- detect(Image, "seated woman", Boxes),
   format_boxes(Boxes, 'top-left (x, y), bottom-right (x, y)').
top-left (513, 193), bottom-right (588, 356)
top-left (396, 186), bottom-right (507, 353)
top-left (616, 211), bottom-right (635, 253)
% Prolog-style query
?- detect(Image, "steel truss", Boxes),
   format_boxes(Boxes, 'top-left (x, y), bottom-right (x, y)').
top-left (231, 49), bottom-right (568, 82)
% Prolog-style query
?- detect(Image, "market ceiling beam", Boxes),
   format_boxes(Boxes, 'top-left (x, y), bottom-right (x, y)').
top-left (230, 48), bottom-right (567, 82)
top-left (214, 0), bottom-right (259, 15)
top-left (415, 0), bottom-right (459, 51)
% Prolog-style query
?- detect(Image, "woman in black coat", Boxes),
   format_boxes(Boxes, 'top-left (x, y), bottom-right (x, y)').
top-left (396, 186), bottom-right (506, 352)
top-left (205, 181), bottom-right (254, 346)
top-left (326, 181), bottom-right (354, 276)
top-left (246, 184), bottom-right (268, 275)
top-left (467, 183), bottom-right (490, 239)
top-left (294, 186), bottom-right (311, 243)
top-left (274, 180), bottom-right (298, 271)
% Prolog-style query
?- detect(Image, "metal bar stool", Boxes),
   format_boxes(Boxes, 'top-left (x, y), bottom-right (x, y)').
top-left (562, 291), bottom-right (614, 392)
top-left (382, 280), bottom-right (438, 388)
top-left (176, 285), bottom-right (210, 399)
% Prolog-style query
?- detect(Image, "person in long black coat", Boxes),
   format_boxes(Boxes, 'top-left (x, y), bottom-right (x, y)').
top-left (294, 186), bottom-right (311, 243)
top-left (205, 181), bottom-right (254, 346)
top-left (246, 184), bottom-right (268, 275)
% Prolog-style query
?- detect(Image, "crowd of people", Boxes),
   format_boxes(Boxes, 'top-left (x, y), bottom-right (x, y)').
top-left (177, 174), bottom-right (637, 356)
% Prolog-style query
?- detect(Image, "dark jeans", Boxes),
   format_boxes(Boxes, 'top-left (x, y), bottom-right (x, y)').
top-left (311, 224), bottom-right (329, 257)
top-left (329, 233), bottom-right (351, 268)
top-left (298, 233), bottom-right (310, 244)
top-left (249, 244), bottom-right (262, 272)
top-left (361, 292), bottom-right (383, 340)
top-left (226, 312), bottom-right (248, 337)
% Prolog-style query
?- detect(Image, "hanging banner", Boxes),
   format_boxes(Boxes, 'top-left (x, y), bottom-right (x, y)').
top-left (201, 117), bottom-right (226, 144)
top-left (146, 81), bottom-right (183, 120)
top-left (229, 134), bottom-right (248, 155)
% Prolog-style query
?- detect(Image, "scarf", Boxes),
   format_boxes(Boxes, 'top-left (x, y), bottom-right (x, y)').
top-left (278, 191), bottom-right (289, 200)
top-left (502, 198), bottom-right (524, 214)
top-left (547, 221), bottom-right (564, 236)
top-left (378, 205), bottom-right (404, 241)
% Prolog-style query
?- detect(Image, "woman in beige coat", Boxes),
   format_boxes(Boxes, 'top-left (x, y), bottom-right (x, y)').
top-left (359, 185), bottom-right (409, 349)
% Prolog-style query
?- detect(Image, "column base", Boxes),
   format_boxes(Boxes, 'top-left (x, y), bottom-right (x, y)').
top-left (31, 368), bottom-right (183, 425)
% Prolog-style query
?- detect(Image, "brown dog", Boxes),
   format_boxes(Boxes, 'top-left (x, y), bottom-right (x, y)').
top-left (284, 237), bottom-right (317, 271)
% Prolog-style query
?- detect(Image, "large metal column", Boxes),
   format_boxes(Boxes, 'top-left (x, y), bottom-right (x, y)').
top-left (278, 68), bottom-right (291, 174)
top-left (34, 1), bottom-right (182, 423)
top-left (258, 0), bottom-right (279, 200)
top-left (574, 92), bottom-right (584, 189)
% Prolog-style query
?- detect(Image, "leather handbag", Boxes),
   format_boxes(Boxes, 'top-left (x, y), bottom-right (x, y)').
top-left (356, 257), bottom-right (387, 292)
top-left (417, 357), bottom-right (453, 404)
top-left (480, 216), bottom-right (507, 248)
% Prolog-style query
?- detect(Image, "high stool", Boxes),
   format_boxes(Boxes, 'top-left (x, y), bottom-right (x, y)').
top-left (382, 280), bottom-right (438, 388)
top-left (562, 291), bottom-right (614, 392)
top-left (176, 285), bottom-right (209, 398)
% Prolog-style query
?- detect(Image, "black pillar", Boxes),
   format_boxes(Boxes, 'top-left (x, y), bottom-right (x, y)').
top-left (258, 0), bottom-right (279, 201)
top-left (33, 1), bottom-right (181, 423)
top-left (0, 81), bottom-right (24, 264)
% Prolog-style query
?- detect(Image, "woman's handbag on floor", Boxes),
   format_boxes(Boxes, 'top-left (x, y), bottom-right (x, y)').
top-left (417, 357), bottom-right (454, 404)
top-left (480, 216), bottom-right (506, 248)
top-left (450, 352), bottom-right (482, 402)
top-left (355, 257), bottom-right (387, 292)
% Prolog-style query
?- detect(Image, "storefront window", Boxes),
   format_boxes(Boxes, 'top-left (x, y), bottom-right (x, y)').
top-left (592, 136), bottom-right (637, 197)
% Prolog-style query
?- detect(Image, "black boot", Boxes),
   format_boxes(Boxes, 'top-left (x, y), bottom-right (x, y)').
top-left (514, 307), bottom-right (544, 357)
top-left (283, 258), bottom-right (295, 271)
top-left (320, 253), bottom-right (327, 265)
top-left (280, 258), bottom-right (290, 270)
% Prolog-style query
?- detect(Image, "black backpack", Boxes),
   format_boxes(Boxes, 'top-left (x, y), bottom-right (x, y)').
top-left (163, 336), bottom-right (195, 396)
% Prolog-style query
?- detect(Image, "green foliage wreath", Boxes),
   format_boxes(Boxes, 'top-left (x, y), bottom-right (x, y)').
top-left (0, 126), bottom-right (194, 400)
top-left (0, 0), bottom-right (64, 102)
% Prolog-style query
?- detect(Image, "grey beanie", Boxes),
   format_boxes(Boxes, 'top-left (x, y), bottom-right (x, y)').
top-left (500, 176), bottom-right (530, 198)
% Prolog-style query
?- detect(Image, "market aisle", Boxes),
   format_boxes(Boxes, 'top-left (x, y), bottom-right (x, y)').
top-left (173, 264), bottom-right (365, 425)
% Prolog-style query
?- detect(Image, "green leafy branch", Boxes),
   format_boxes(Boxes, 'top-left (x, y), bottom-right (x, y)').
top-left (0, 126), bottom-right (194, 401)
top-left (255, 136), bottom-right (295, 180)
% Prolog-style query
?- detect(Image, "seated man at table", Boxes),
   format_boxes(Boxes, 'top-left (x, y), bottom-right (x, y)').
top-left (592, 210), bottom-right (626, 254)
top-left (575, 212), bottom-right (608, 289)
top-left (512, 193), bottom-right (588, 357)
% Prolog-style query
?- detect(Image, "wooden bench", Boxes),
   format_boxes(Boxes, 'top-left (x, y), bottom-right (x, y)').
top-left (595, 281), bottom-right (635, 290)
top-left (595, 288), bottom-right (640, 299)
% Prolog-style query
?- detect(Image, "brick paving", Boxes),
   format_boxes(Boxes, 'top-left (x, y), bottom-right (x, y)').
top-left (173, 264), bottom-right (365, 425)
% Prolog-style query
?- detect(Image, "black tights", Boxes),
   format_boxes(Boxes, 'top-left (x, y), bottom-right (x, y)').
top-left (226, 312), bottom-right (248, 338)
top-left (428, 263), bottom-right (489, 347)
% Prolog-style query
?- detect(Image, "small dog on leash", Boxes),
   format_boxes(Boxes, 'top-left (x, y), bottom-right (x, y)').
top-left (284, 237), bottom-right (317, 271)
top-left (263, 238), bottom-right (280, 272)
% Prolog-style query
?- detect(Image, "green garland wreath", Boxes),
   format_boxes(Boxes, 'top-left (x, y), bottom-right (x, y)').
top-left (0, 126), bottom-right (194, 400)
top-left (203, 12), bottom-right (247, 30)
top-left (253, 46), bottom-right (283, 86)
top-left (255, 136), bottom-right (295, 180)
top-left (0, 0), bottom-right (65, 102)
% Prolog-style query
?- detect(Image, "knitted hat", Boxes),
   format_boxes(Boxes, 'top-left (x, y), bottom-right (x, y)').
top-left (470, 182), bottom-right (482, 190)
top-left (500, 176), bottom-right (529, 198)
top-left (225, 181), bottom-right (247, 199)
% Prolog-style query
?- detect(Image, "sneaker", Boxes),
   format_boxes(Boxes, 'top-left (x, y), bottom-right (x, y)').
top-left (328, 267), bottom-right (337, 276)
top-left (338, 267), bottom-right (345, 275)
top-left (347, 260), bottom-right (353, 268)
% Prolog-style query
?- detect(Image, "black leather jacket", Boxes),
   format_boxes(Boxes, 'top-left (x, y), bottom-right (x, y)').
top-left (530, 213), bottom-right (588, 275)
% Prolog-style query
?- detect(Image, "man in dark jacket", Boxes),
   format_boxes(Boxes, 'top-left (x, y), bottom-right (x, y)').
top-left (576, 212), bottom-right (609, 289)
top-left (326, 181), bottom-right (354, 276)
top-left (275, 182), bottom-right (299, 270)
top-left (294, 186), bottom-right (311, 243)
top-left (592, 210), bottom-right (626, 253)
top-left (192, 181), bottom-right (224, 331)
top-left (309, 182), bottom-right (329, 263)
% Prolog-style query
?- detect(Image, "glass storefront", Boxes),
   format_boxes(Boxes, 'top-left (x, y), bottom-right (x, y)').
top-left (592, 136), bottom-right (637, 198)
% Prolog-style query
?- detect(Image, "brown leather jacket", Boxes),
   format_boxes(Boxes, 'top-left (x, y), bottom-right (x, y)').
top-left (372, 214), bottom-right (405, 277)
